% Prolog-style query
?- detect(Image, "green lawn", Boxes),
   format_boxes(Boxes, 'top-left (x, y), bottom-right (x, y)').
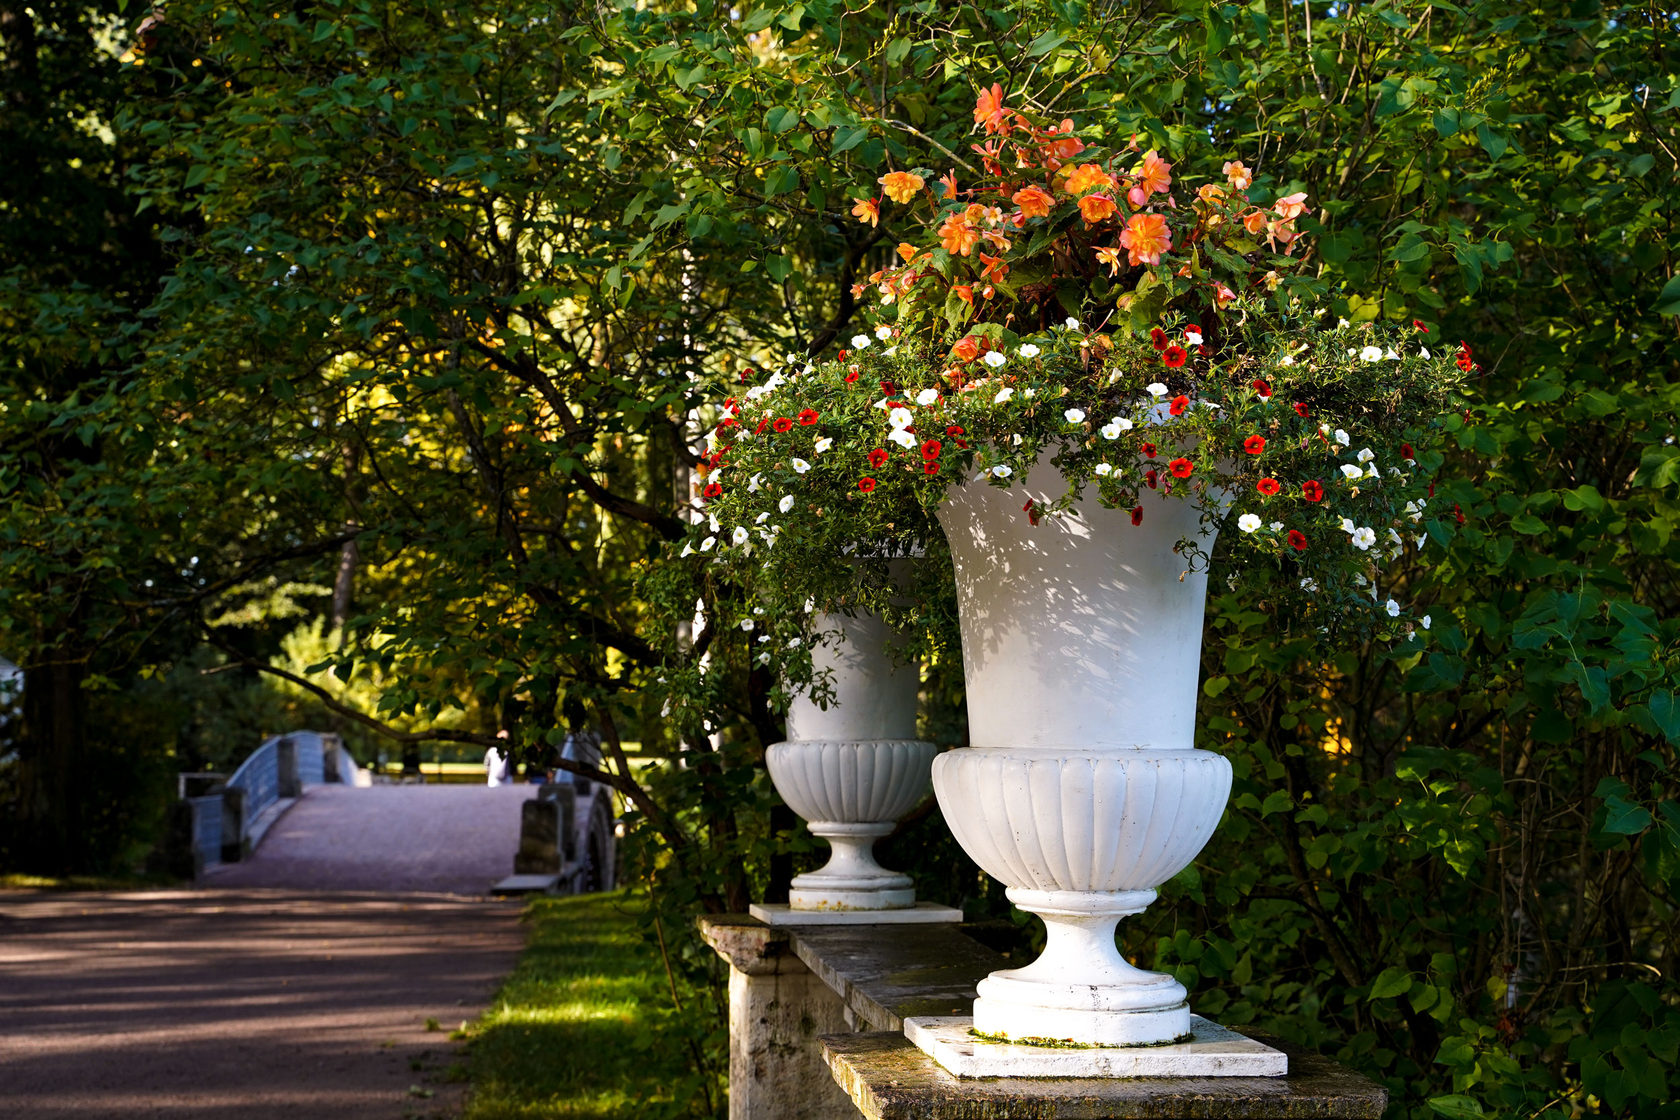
top-left (464, 891), bottom-right (722, 1120)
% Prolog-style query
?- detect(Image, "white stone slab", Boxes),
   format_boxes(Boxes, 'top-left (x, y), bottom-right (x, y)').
top-left (491, 873), bottom-right (561, 895)
top-left (749, 901), bottom-right (964, 926)
top-left (903, 1014), bottom-right (1288, 1079)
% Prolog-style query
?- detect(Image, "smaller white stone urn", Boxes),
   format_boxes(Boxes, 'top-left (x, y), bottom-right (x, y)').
top-left (762, 609), bottom-right (940, 912)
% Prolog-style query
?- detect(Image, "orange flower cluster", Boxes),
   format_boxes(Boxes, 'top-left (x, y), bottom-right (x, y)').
top-left (844, 83), bottom-right (1314, 348)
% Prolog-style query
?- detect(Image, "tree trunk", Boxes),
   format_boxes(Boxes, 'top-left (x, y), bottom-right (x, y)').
top-left (13, 653), bottom-right (88, 874)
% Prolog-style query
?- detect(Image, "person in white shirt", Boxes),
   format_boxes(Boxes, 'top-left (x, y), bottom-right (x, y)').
top-left (484, 731), bottom-right (513, 786)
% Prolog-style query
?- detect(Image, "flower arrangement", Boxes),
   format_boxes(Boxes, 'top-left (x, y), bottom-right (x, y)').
top-left (676, 85), bottom-right (1465, 677)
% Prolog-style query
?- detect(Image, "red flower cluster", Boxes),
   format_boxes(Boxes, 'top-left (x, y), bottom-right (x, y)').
top-left (1302, 480), bottom-right (1325, 502)
top-left (1162, 345), bottom-right (1187, 368)
top-left (1243, 434), bottom-right (1266, 455)
top-left (868, 448), bottom-right (889, 468)
top-left (1169, 395), bottom-right (1190, 417)
top-left (772, 417), bottom-right (793, 433)
top-left (1256, 477), bottom-right (1281, 496)
top-left (1169, 457), bottom-right (1194, 479)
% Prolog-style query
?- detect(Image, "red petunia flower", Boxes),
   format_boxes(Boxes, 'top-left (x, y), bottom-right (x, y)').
top-left (1251, 379), bottom-right (1272, 398)
top-left (880, 379), bottom-right (899, 396)
top-left (702, 482), bottom-right (722, 499)
top-left (1257, 477), bottom-right (1281, 496)
top-left (1293, 401), bottom-right (1310, 418)
top-left (1454, 503), bottom-right (1465, 524)
top-left (1428, 482), bottom-right (1436, 498)
top-left (1140, 442), bottom-right (1158, 459)
top-left (1288, 529), bottom-right (1307, 551)
top-left (858, 477), bottom-right (877, 492)
top-left (1169, 457), bottom-right (1194, 478)
top-left (754, 416), bottom-right (770, 435)
top-left (1414, 319), bottom-right (1429, 333)
top-left (845, 371), bottom-right (860, 383)
top-left (1170, 395), bottom-right (1189, 417)
top-left (946, 425), bottom-right (966, 437)
top-left (868, 448), bottom-right (889, 468)
top-left (739, 367), bottom-right (753, 383)
top-left (1301, 480), bottom-right (1324, 502)
top-left (1401, 443), bottom-right (1415, 461)
top-left (1162, 345), bottom-right (1187, 368)
top-left (923, 462), bottom-right (939, 475)
top-left (1145, 469), bottom-right (1159, 490)
top-left (1131, 505), bottom-right (1144, 526)
top-left (1243, 434), bottom-right (1266, 455)
top-left (921, 439), bottom-right (942, 461)
top-left (772, 417), bottom-right (793, 433)
top-left (797, 409), bottom-right (819, 425)
top-left (1150, 327), bottom-right (1168, 351)
top-left (838, 349), bottom-right (849, 360)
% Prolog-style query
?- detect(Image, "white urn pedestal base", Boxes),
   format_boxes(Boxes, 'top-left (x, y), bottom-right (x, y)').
top-left (749, 901), bottom-right (964, 926)
top-left (904, 1014), bottom-right (1287, 1079)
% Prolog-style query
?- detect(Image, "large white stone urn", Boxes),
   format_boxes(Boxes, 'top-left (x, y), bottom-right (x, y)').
top-left (932, 458), bottom-right (1232, 1045)
top-left (766, 609), bottom-right (939, 911)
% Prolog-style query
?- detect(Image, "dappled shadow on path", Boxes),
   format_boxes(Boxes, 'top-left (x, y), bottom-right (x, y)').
top-left (0, 889), bottom-right (523, 1120)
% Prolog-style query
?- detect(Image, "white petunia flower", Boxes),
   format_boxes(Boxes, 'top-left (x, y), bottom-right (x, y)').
top-left (708, 513), bottom-right (720, 533)
top-left (1340, 464), bottom-right (1364, 480)
top-left (1300, 577), bottom-right (1318, 592)
top-left (1147, 382), bottom-right (1169, 397)
top-left (875, 324), bottom-right (893, 340)
top-left (1279, 354), bottom-right (1296, 366)
top-left (851, 334), bottom-right (871, 348)
top-left (791, 457), bottom-right (811, 474)
top-left (1064, 408), bottom-right (1087, 424)
top-left (1353, 573), bottom-right (1368, 587)
top-left (994, 387), bottom-right (1015, 404)
top-left (739, 617), bottom-right (755, 630)
top-left (749, 473), bottom-right (762, 492)
top-left (803, 599), bottom-right (815, 613)
top-left (982, 350), bottom-right (1008, 368)
top-left (1335, 429), bottom-right (1350, 446)
top-left (1385, 599), bottom-right (1401, 617)
top-left (1101, 422), bottom-right (1123, 440)
top-left (1422, 614), bottom-right (1432, 630)
top-left (888, 428), bottom-right (917, 448)
top-left (1420, 346), bottom-right (1431, 359)
top-left (1365, 462), bottom-right (1379, 478)
top-left (888, 406), bottom-right (914, 429)
top-left (1405, 500), bottom-right (1423, 522)
top-left (1357, 447), bottom-right (1375, 463)
top-left (991, 464), bottom-right (1013, 478)
top-left (1022, 388), bottom-right (1035, 398)
top-left (1269, 521), bottom-right (1284, 531)
top-left (884, 345), bottom-right (897, 356)
top-left (732, 527), bottom-right (749, 546)
top-left (1065, 317), bottom-right (1080, 329)
top-left (755, 512), bottom-right (770, 524)
top-left (814, 436), bottom-right (834, 454)
top-left (1385, 347), bottom-right (1401, 361)
top-left (1350, 526), bottom-right (1377, 550)
top-left (757, 652), bottom-right (771, 665)
top-left (1339, 517), bottom-right (1357, 533)
top-left (1184, 328), bottom-right (1203, 346)
top-left (1095, 463), bottom-right (1113, 476)
top-left (1237, 513), bottom-right (1262, 533)
top-left (779, 494), bottom-right (795, 514)
top-left (787, 637), bottom-right (802, 648)
top-left (680, 541), bottom-right (695, 557)
top-left (1388, 528), bottom-right (1403, 545)
top-left (915, 388), bottom-right (940, 406)
top-left (1360, 345), bottom-right (1383, 362)
top-left (1416, 533), bottom-right (1428, 549)
top-left (700, 535), bottom-right (717, 551)
top-left (1019, 344), bottom-right (1041, 359)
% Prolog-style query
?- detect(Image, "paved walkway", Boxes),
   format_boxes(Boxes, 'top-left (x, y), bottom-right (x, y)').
top-left (0, 889), bottom-right (525, 1119)
top-left (205, 783), bottom-right (534, 895)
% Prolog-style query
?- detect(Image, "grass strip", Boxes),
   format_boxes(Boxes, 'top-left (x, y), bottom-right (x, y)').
top-left (464, 890), bottom-right (717, 1119)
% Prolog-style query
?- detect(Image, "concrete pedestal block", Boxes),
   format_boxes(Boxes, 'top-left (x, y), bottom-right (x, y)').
top-left (276, 737), bottom-right (301, 799)
top-left (700, 917), bottom-right (858, 1120)
top-left (514, 793), bottom-right (574, 876)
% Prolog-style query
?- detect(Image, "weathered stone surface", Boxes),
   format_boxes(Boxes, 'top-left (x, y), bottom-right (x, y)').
top-left (904, 1016), bottom-right (1287, 1079)
top-left (752, 902), bottom-right (965, 927)
top-left (821, 1030), bottom-right (1387, 1119)
top-left (787, 922), bottom-right (1009, 1031)
top-left (699, 916), bottom-right (857, 1120)
top-left (515, 797), bottom-right (564, 875)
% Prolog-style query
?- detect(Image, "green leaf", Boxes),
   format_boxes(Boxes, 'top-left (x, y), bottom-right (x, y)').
top-left (1427, 1093), bottom-right (1485, 1118)
top-left (1647, 691), bottom-right (1680, 743)
top-left (1477, 121), bottom-right (1508, 161)
top-left (1655, 274), bottom-right (1680, 317)
top-left (1509, 513), bottom-right (1546, 535)
top-left (1602, 796), bottom-right (1653, 835)
top-left (1259, 790), bottom-right (1292, 817)
top-left (765, 106), bottom-right (799, 134)
top-left (1371, 967), bottom-right (1412, 1000)
top-left (764, 165), bottom-right (800, 197)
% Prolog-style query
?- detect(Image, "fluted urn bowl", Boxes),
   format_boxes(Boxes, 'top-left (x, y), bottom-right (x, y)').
top-left (768, 739), bottom-right (939, 825)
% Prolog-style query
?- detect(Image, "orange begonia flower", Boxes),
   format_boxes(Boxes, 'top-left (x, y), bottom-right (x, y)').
top-left (938, 212), bottom-right (981, 255)
top-left (980, 229), bottom-right (1012, 253)
top-left (1012, 185), bottom-right (1055, 219)
top-left (1094, 246), bottom-right (1123, 277)
top-left (1242, 208), bottom-right (1268, 235)
top-left (953, 284), bottom-right (974, 307)
top-left (1120, 212), bottom-right (1172, 265)
top-left (1065, 163), bottom-right (1116, 196)
top-left (951, 335), bottom-right (982, 362)
top-left (878, 171), bottom-right (925, 204)
top-left (1132, 150), bottom-right (1172, 197)
top-left (938, 170), bottom-right (960, 200)
top-left (851, 197), bottom-right (880, 227)
top-left (973, 83), bottom-right (1010, 134)
top-left (1222, 160), bottom-right (1253, 189)
top-left (1212, 281), bottom-right (1237, 307)
top-left (979, 252), bottom-right (1008, 283)
top-left (1078, 194), bottom-right (1118, 225)
top-left (1196, 183), bottom-right (1226, 204)
top-left (896, 242), bottom-right (921, 263)
top-left (1042, 120), bottom-right (1085, 163)
top-left (1273, 191), bottom-right (1310, 221)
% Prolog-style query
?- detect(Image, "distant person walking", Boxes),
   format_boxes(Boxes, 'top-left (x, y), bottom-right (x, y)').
top-left (484, 731), bottom-right (514, 786)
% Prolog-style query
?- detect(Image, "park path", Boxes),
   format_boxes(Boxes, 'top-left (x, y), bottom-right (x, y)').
top-left (0, 785), bottom-right (543, 1118)
top-left (204, 783), bottom-right (533, 896)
